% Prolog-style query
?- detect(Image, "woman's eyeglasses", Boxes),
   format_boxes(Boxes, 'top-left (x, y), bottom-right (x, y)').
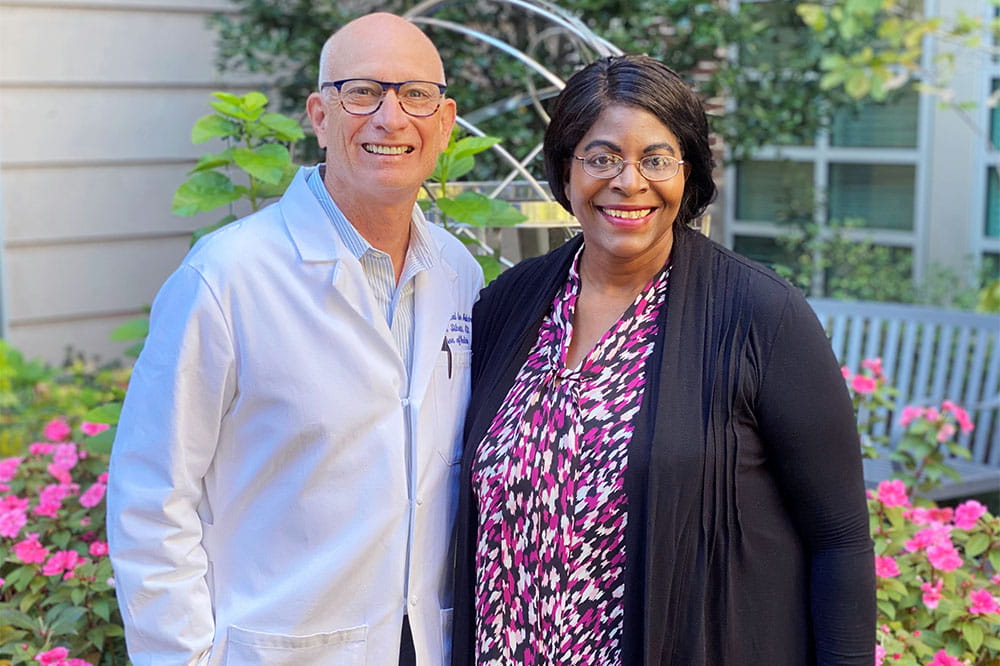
top-left (574, 153), bottom-right (685, 182)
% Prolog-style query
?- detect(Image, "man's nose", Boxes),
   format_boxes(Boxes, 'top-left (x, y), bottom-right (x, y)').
top-left (371, 89), bottom-right (409, 130)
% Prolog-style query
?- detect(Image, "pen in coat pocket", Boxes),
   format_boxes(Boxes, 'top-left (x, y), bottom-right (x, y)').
top-left (441, 336), bottom-right (452, 379)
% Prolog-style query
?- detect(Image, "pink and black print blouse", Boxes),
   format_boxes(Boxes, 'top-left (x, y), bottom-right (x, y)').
top-left (470, 246), bottom-right (670, 665)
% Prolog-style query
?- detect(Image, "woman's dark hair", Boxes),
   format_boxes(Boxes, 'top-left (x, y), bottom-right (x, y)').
top-left (543, 55), bottom-right (717, 226)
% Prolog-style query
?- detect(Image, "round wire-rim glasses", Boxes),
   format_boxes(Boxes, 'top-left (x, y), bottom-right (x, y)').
top-left (573, 153), bottom-right (686, 182)
top-left (320, 78), bottom-right (447, 118)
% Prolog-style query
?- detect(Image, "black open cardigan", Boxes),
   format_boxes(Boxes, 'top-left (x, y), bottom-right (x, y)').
top-left (451, 225), bottom-right (875, 664)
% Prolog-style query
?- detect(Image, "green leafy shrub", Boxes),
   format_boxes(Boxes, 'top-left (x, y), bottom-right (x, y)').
top-left (171, 90), bottom-right (305, 245)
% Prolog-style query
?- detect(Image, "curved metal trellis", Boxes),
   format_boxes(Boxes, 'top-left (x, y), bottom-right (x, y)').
top-left (403, 0), bottom-right (622, 200)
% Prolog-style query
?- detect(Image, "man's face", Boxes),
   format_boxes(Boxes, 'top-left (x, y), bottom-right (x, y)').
top-left (306, 19), bottom-right (456, 205)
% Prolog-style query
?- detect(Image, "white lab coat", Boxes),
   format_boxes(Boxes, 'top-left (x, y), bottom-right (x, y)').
top-left (107, 166), bottom-right (484, 665)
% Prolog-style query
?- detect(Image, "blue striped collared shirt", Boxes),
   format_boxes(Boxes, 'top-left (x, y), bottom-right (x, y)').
top-left (307, 166), bottom-right (434, 378)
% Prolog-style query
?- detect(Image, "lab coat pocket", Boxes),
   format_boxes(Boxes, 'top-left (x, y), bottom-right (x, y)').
top-left (440, 608), bottom-right (454, 663)
top-left (433, 349), bottom-right (471, 465)
top-left (223, 624), bottom-right (367, 666)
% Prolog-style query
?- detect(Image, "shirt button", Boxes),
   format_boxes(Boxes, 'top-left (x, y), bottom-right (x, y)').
top-left (416, 497), bottom-right (424, 506)
top-left (401, 398), bottom-right (410, 407)
top-left (410, 597), bottom-right (418, 607)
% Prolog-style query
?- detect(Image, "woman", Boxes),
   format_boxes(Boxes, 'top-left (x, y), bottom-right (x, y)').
top-left (451, 55), bottom-right (874, 664)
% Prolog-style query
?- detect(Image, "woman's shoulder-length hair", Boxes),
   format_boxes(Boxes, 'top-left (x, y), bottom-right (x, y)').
top-left (542, 54), bottom-right (717, 227)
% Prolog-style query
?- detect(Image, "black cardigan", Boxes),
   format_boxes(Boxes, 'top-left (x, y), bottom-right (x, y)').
top-left (452, 226), bottom-right (875, 664)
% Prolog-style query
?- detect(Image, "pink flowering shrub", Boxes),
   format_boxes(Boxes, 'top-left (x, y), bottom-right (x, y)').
top-left (847, 359), bottom-right (1000, 664)
top-left (842, 359), bottom-right (978, 494)
top-left (870, 480), bottom-right (999, 663)
top-left (0, 418), bottom-right (124, 665)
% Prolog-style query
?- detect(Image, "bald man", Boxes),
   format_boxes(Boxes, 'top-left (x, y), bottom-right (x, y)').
top-left (107, 13), bottom-right (483, 665)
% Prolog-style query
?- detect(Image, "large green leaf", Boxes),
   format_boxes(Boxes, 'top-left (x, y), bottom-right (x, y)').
top-left (475, 254), bottom-right (504, 284)
top-left (255, 164), bottom-right (299, 200)
top-left (233, 144), bottom-right (290, 185)
top-left (110, 316), bottom-right (149, 341)
top-left (191, 114), bottom-right (238, 144)
top-left (0, 607), bottom-right (37, 631)
top-left (84, 426), bottom-right (116, 455)
top-left (172, 172), bottom-right (245, 216)
top-left (84, 402), bottom-right (122, 425)
top-left (190, 147), bottom-right (236, 174)
top-left (450, 135), bottom-right (501, 162)
top-left (437, 192), bottom-right (527, 228)
top-left (259, 112), bottom-right (305, 141)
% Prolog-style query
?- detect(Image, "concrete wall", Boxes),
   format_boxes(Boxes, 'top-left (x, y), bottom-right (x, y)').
top-left (0, 0), bottom-right (268, 364)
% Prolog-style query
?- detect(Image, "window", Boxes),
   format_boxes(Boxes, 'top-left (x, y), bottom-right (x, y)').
top-left (725, 1), bottom-right (925, 297)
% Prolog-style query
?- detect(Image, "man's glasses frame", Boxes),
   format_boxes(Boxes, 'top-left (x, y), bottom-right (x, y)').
top-left (320, 78), bottom-right (448, 118)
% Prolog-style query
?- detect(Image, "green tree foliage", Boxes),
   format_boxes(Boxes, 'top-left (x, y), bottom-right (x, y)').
top-left (209, 0), bottom-right (871, 169)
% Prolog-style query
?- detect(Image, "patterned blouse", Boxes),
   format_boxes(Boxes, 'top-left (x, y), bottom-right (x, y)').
top-left (470, 246), bottom-right (670, 665)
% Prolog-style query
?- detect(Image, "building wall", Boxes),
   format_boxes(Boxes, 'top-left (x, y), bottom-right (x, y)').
top-left (0, 0), bottom-right (268, 364)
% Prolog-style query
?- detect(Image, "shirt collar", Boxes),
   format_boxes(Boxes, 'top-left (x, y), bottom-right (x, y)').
top-left (307, 165), bottom-right (436, 271)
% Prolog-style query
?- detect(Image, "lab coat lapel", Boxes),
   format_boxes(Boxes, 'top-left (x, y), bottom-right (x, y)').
top-left (280, 167), bottom-right (397, 354)
top-left (409, 239), bottom-right (458, 408)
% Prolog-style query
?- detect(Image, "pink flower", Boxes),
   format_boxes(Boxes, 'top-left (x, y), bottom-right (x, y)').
top-left (88, 540), bottom-right (109, 557)
top-left (926, 650), bottom-right (963, 666)
top-left (942, 401), bottom-right (974, 433)
top-left (992, 574), bottom-right (1000, 585)
top-left (875, 555), bottom-right (900, 578)
top-left (97, 472), bottom-right (108, 484)
top-left (52, 443), bottom-right (78, 469)
top-left (851, 375), bottom-right (878, 394)
top-left (35, 647), bottom-right (69, 665)
top-left (28, 442), bottom-right (54, 456)
top-left (926, 543), bottom-right (963, 571)
top-left (80, 421), bottom-right (110, 437)
top-left (921, 579), bottom-right (944, 609)
top-left (79, 482), bottom-right (106, 508)
top-left (876, 479), bottom-right (910, 507)
top-left (33, 484), bottom-right (71, 518)
top-left (1, 494), bottom-right (29, 512)
top-left (936, 422), bottom-right (956, 442)
top-left (905, 525), bottom-right (951, 552)
top-left (0, 507), bottom-right (27, 538)
top-left (875, 645), bottom-right (886, 666)
top-left (968, 588), bottom-right (1000, 614)
top-left (862, 357), bottom-right (883, 376)
top-left (841, 366), bottom-right (852, 379)
top-left (14, 533), bottom-right (50, 564)
top-left (954, 500), bottom-right (987, 530)
top-left (47, 463), bottom-right (72, 484)
top-left (42, 418), bottom-right (71, 442)
top-left (41, 550), bottom-right (83, 578)
top-left (900, 405), bottom-right (925, 427)
top-left (0, 457), bottom-right (22, 483)
top-left (925, 407), bottom-right (940, 421)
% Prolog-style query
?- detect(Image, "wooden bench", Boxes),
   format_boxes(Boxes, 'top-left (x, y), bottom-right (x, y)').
top-left (808, 298), bottom-right (1000, 500)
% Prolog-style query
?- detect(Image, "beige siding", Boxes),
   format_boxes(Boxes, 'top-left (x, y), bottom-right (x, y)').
top-left (0, 0), bottom-right (273, 363)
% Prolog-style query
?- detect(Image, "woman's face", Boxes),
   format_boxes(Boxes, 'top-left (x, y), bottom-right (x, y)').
top-left (565, 104), bottom-right (687, 272)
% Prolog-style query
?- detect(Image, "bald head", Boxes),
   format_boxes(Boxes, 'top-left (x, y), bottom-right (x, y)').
top-left (318, 13), bottom-right (447, 88)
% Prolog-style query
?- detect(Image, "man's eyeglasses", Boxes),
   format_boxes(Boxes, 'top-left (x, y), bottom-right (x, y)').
top-left (573, 153), bottom-right (686, 182)
top-left (321, 78), bottom-right (447, 118)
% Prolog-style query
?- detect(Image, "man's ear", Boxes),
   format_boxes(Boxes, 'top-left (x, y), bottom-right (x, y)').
top-left (439, 98), bottom-right (457, 145)
top-left (305, 92), bottom-right (328, 149)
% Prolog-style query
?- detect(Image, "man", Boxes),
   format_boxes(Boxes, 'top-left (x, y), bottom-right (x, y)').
top-left (107, 13), bottom-right (482, 665)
